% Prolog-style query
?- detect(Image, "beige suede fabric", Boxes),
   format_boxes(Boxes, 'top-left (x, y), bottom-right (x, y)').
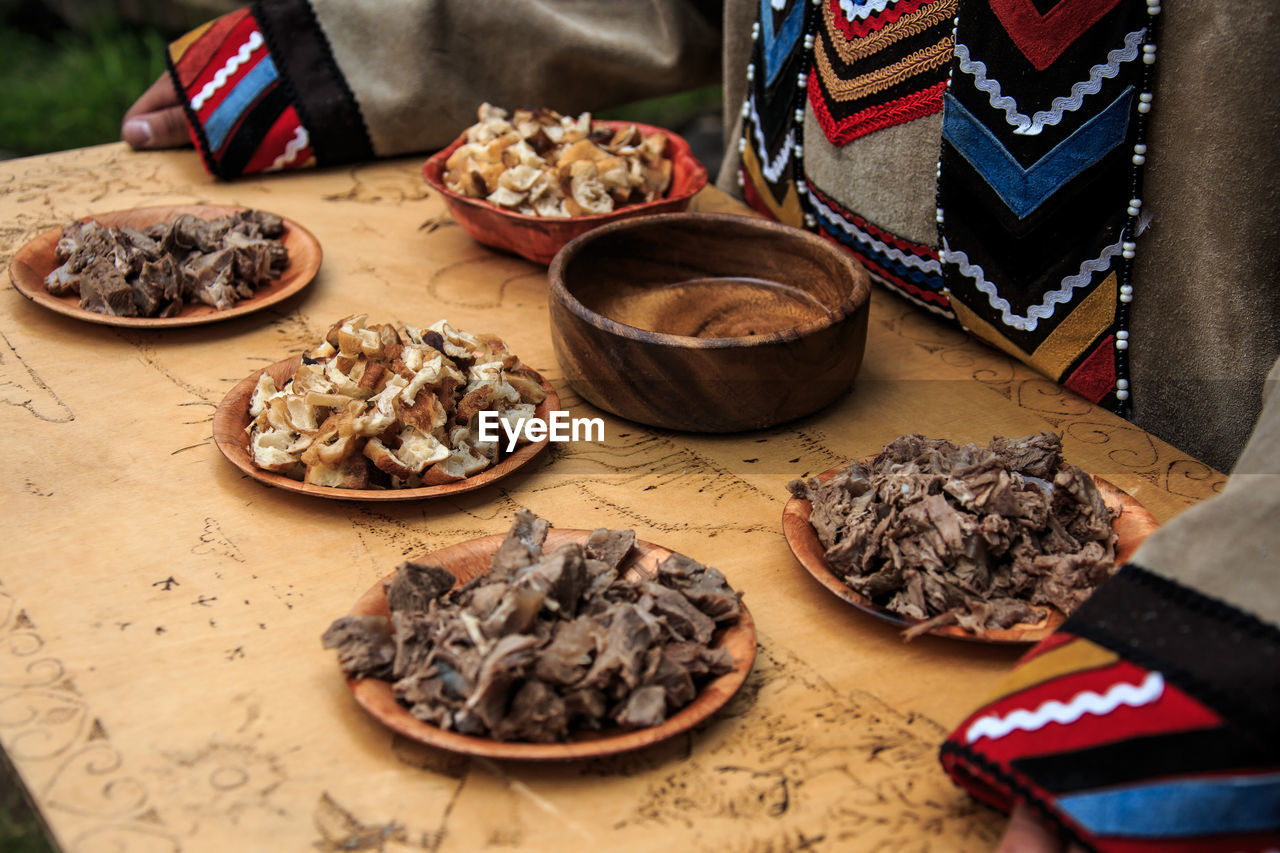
top-left (310, 0), bottom-right (722, 154)
top-left (717, 0), bottom-right (1280, 473)
top-left (1130, 357), bottom-right (1280, 625)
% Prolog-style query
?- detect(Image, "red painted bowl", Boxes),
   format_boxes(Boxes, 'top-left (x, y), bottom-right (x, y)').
top-left (422, 120), bottom-right (708, 266)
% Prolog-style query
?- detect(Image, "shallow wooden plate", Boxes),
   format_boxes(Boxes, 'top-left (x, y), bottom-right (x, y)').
top-left (212, 356), bottom-right (559, 501)
top-left (341, 528), bottom-right (757, 760)
top-left (782, 464), bottom-right (1159, 644)
top-left (8, 204), bottom-right (322, 328)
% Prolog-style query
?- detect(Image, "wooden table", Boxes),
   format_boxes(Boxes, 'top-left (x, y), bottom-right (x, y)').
top-left (0, 144), bottom-right (1224, 852)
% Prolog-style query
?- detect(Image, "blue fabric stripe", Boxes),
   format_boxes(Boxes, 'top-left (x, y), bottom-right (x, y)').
top-left (205, 55), bottom-right (278, 154)
top-left (941, 87), bottom-right (1134, 219)
top-left (1057, 772), bottom-right (1280, 837)
top-left (761, 0), bottom-right (806, 86)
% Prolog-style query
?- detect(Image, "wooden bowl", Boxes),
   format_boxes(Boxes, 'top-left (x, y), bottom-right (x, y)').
top-left (341, 528), bottom-right (757, 759)
top-left (783, 465), bottom-right (1161, 643)
top-left (547, 213), bottom-right (872, 432)
top-left (422, 120), bottom-right (707, 266)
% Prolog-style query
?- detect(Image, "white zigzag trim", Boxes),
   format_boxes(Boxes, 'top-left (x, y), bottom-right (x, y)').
top-left (747, 93), bottom-right (796, 183)
top-left (966, 671), bottom-right (1164, 743)
top-left (267, 126), bottom-right (309, 172)
top-left (942, 239), bottom-right (1122, 332)
top-left (956, 29), bottom-right (1145, 136)
top-left (811, 194), bottom-right (942, 275)
top-left (771, 0), bottom-right (788, 9)
top-left (190, 30), bottom-right (264, 112)
top-left (839, 0), bottom-right (895, 21)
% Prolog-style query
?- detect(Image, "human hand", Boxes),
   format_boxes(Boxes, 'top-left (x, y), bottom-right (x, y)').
top-left (121, 74), bottom-right (191, 150)
top-left (998, 804), bottom-right (1088, 853)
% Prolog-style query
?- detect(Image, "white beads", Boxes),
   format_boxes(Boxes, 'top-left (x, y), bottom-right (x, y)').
top-left (741, 100), bottom-right (751, 118)
top-left (737, 171), bottom-right (745, 187)
top-left (797, 72), bottom-right (808, 88)
top-left (1117, 388), bottom-right (1131, 400)
top-left (804, 34), bottom-right (814, 49)
top-left (1138, 92), bottom-right (1153, 114)
top-left (1127, 198), bottom-right (1143, 216)
top-left (1143, 43), bottom-right (1157, 64)
top-left (738, 136), bottom-right (747, 153)
top-left (1119, 290), bottom-right (1133, 303)
top-left (1147, 0), bottom-right (1161, 15)
top-left (1117, 378), bottom-right (1130, 390)
top-left (746, 63), bottom-right (755, 82)
top-left (1117, 330), bottom-right (1129, 341)
top-left (1122, 240), bottom-right (1137, 259)
top-left (1132, 142), bottom-right (1147, 165)
top-left (752, 22), bottom-right (760, 40)
top-left (804, 213), bottom-right (816, 227)
top-left (1120, 283), bottom-right (1134, 304)
top-left (1116, 337), bottom-right (1129, 350)
top-left (938, 248), bottom-right (948, 263)
top-left (936, 207), bottom-right (945, 224)
top-left (795, 144), bottom-right (803, 158)
top-left (794, 108), bottom-right (805, 123)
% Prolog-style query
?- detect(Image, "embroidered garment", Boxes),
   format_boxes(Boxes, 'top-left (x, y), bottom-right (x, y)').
top-left (942, 565), bottom-right (1280, 851)
top-left (938, 0), bottom-right (1155, 413)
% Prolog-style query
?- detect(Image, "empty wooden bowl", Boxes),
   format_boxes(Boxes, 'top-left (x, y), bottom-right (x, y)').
top-left (547, 213), bottom-right (871, 432)
top-left (422, 120), bottom-right (708, 266)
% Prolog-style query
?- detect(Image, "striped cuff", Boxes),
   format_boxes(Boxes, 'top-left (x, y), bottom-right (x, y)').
top-left (166, 4), bottom-right (373, 179)
top-left (940, 565), bottom-right (1280, 851)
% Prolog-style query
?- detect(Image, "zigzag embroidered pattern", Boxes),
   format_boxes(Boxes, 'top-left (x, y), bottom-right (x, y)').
top-left (190, 29), bottom-right (263, 111)
top-left (825, 0), bottom-right (956, 63)
top-left (965, 671), bottom-right (1165, 743)
top-left (809, 75), bottom-right (948, 144)
top-left (747, 93), bottom-right (798, 182)
top-left (815, 32), bottom-right (952, 102)
top-left (268, 126), bottom-right (310, 171)
top-left (957, 29), bottom-right (1144, 136)
top-left (943, 239), bottom-right (1122, 331)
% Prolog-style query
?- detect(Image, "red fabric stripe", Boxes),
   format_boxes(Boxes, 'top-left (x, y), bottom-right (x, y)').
top-left (241, 106), bottom-right (310, 174)
top-left (1062, 336), bottom-right (1116, 402)
top-left (829, 0), bottom-right (934, 40)
top-left (171, 9), bottom-right (249, 89)
top-left (183, 14), bottom-right (264, 123)
top-left (1091, 830), bottom-right (1280, 853)
top-left (989, 0), bottom-right (1124, 71)
top-left (962, 660), bottom-right (1222, 764)
top-left (808, 73), bottom-right (948, 146)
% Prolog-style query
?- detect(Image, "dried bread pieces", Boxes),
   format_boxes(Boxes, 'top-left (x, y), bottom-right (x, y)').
top-left (442, 103), bottom-right (673, 218)
top-left (246, 315), bottom-right (546, 489)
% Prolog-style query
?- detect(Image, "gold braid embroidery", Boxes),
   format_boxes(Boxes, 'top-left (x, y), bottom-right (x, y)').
top-left (824, 0), bottom-right (958, 65)
top-left (814, 33), bottom-right (954, 102)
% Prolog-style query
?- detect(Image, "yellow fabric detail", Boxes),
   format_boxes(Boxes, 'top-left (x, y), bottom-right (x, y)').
top-left (169, 20), bottom-right (215, 63)
top-left (947, 297), bottom-right (1034, 363)
top-left (740, 137), bottom-right (804, 227)
top-left (1026, 272), bottom-right (1118, 379)
top-left (814, 33), bottom-right (953, 103)
top-left (824, 0), bottom-right (958, 65)
top-left (985, 638), bottom-right (1120, 706)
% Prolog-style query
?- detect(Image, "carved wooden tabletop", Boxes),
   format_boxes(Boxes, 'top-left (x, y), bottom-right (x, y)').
top-left (0, 144), bottom-right (1223, 853)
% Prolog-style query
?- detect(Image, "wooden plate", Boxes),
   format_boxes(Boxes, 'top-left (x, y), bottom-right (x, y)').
top-left (212, 356), bottom-right (559, 501)
top-left (8, 204), bottom-right (322, 327)
top-left (341, 528), bottom-right (757, 760)
top-left (782, 465), bottom-right (1159, 644)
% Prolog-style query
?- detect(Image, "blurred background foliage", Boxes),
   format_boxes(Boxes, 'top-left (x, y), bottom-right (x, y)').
top-left (0, 0), bottom-right (234, 158)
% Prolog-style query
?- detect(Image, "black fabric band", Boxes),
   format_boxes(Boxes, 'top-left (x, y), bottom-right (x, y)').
top-left (1012, 724), bottom-right (1280, 795)
top-left (214, 85), bottom-right (291, 180)
top-left (252, 0), bottom-right (374, 167)
top-left (1064, 564), bottom-right (1280, 744)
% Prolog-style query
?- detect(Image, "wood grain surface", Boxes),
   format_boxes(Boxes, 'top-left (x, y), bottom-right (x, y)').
top-left (548, 212), bottom-right (872, 432)
top-left (0, 144), bottom-right (1225, 853)
top-left (342, 528), bottom-right (757, 760)
top-left (8, 204), bottom-right (322, 328)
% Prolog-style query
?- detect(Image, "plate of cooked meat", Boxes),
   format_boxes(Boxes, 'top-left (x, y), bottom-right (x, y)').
top-left (322, 511), bottom-right (756, 759)
top-left (783, 432), bottom-right (1159, 643)
top-left (8, 204), bottom-right (321, 327)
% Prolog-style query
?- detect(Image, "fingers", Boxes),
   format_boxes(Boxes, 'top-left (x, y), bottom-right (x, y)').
top-left (121, 74), bottom-right (193, 150)
top-left (997, 804), bottom-right (1065, 853)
